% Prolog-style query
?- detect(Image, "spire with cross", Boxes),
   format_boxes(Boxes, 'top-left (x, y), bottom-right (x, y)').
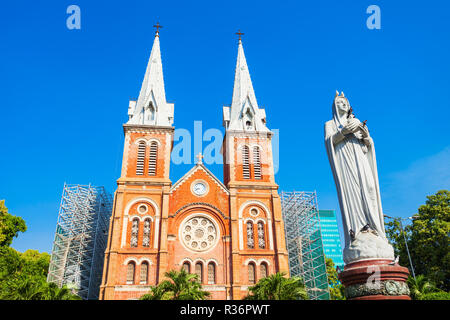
top-left (222, 28), bottom-right (270, 132)
top-left (236, 29), bottom-right (244, 42)
top-left (128, 21), bottom-right (174, 126)
top-left (154, 22), bottom-right (163, 37)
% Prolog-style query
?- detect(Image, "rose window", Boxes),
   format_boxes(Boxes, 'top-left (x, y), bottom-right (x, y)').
top-left (181, 216), bottom-right (217, 252)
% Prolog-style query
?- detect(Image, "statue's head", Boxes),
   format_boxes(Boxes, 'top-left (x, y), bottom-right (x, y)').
top-left (332, 91), bottom-right (351, 128)
top-left (333, 91), bottom-right (350, 116)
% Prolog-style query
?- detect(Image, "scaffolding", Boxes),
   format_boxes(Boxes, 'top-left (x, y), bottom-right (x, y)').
top-left (47, 183), bottom-right (113, 300)
top-left (281, 191), bottom-right (330, 300)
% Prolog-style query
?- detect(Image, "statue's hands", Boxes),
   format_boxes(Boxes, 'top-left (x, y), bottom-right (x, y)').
top-left (359, 124), bottom-right (370, 138)
top-left (342, 118), bottom-right (361, 135)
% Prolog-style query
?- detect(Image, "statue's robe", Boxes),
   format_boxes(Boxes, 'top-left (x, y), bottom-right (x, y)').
top-left (324, 99), bottom-right (386, 249)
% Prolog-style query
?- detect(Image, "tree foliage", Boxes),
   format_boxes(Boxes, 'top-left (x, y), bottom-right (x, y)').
top-left (0, 200), bottom-right (80, 300)
top-left (406, 274), bottom-right (440, 300)
top-left (244, 272), bottom-right (308, 300)
top-left (385, 190), bottom-right (450, 291)
top-left (140, 269), bottom-right (211, 300)
top-left (325, 257), bottom-right (345, 300)
top-left (0, 200), bottom-right (26, 247)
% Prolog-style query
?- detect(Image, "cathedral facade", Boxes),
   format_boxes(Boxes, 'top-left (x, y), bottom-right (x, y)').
top-left (99, 29), bottom-right (289, 300)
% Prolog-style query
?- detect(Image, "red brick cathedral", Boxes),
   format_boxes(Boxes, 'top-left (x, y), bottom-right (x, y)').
top-left (100, 29), bottom-right (289, 300)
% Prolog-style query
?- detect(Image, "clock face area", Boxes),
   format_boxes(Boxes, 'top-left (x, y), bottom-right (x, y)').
top-left (191, 180), bottom-right (209, 197)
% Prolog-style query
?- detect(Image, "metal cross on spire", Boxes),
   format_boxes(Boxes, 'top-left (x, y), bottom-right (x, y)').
top-left (236, 29), bottom-right (244, 41)
top-left (154, 22), bottom-right (163, 37)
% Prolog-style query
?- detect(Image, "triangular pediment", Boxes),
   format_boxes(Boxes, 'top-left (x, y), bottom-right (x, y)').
top-left (170, 163), bottom-right (229, 194)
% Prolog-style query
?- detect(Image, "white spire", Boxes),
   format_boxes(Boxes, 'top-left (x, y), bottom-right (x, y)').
top-left (128, 31), bottom-right (174, 126)
top-left (223, 38), bottom-right (269, 132)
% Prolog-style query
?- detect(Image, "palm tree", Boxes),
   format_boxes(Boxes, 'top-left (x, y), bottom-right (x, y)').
top-left (1, 277), bottom-right (45, 300)
top-left (407, 275), bottom-right (439, 300)
top-left (140, 269), bottom-right (211, 300)
top-left (42, 282), bottom-right (82, 300)
top-left (244, 272), bottom-right (309, 300)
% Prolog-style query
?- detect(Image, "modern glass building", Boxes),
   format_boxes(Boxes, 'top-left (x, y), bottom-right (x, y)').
top-left (318, 210), bottom-right (344, 269)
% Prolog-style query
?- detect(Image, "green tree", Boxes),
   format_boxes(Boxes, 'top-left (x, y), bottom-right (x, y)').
top-left (0, 277), bottom-right (45, 300)
top-left (42, 282), bottom-right (82, 300)
top-left (407, 275), bottom-right (440, 300)
top-left (0, 201), bottom-right (80, 300)
top-left (419, 291), bottom-right (450, 300)
top-left (0, 200), bottom-right (26, 247)
top-left (244, 272), bottom-right (309, 300)
top-left (385, 190), bottom-right (450, 291)
top-left (325, 257), bottom-right (345, 300)
top-left (140, 269), bottom-right (211, 300)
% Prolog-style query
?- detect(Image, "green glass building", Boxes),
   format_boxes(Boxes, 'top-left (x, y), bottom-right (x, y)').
top-left (318, 210), bottom-right (344, 269)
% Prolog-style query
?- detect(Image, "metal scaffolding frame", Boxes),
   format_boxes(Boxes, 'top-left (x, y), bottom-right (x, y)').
top-left (281, 191), bottom-right (330, 300)
top-left (47, 183), bottom-right (113, 300)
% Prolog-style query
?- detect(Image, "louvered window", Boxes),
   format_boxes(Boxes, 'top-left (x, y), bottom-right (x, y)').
top-left (136, 142), bottom-right (146, 175)
top-left (195, 262), bottom-right (203, 283)
top-left (242, 146), bottom-right (250, 179)
top-left (253, 146), bottom-right (262, 179)
top-left (148, 142), bottom-right (158, 176)
top-left (207, 263), bottom-right (216, 284)
top-left (248, 263), bottom-right (256, 284)
top-left (126, 262), bottom-right (135, 284)
top-left (140, 262), bottom-right (148, 284)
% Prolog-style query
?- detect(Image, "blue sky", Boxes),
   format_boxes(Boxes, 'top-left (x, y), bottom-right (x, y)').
top-left (1, 0), bottom-right (449, 253)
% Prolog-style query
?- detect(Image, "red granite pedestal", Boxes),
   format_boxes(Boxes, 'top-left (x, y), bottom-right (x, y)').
top-left (338, 259), bottom-right (411, 300)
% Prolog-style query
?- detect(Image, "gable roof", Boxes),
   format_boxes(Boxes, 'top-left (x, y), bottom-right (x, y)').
top-left (170, 163), bottom-right (229, 194)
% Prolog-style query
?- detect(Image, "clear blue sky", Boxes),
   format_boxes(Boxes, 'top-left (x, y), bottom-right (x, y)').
top-left (1, 0), bottom-right (449, 253)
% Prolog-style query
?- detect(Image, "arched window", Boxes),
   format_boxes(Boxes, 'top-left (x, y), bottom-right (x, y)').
top-left (140, 262), bottom-right (149, 284)
top-left (248, 263), bottom-right (256, 284)
top-left (148, 141), bottom-right (158, 176)
top-left (260, 263), bottom-right (268, 279)
top-left (182, 262), bottom-right (190, 273)
top-left (246, 221), bottom-right (254, 249)
top-left (195, 262), bottom-right (203, 283)
top-left (136, 141), bottom-right (146, 175)
top-left (126, 262), bottom-right (135, 284)
top-left (242, 146), bottom-right (250, 179)
top-left (207, 263), bottom-right (216, 284)
top-left (130, 219), bottom-right (139, 247)
top-left (257, 221), bottom-right (265, 249)
top-left (253, 146), bottom-right (262, 179)
top-left (143, 218), bottom-right (151, 247)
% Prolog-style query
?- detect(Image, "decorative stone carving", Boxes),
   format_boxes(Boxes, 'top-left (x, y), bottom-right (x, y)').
top-left (143, 219), bottom-right (151, 247)
top-left (257, 222), bottom-right (265, 249)
top-left (130, 219), bottom-right (139, 247)
top-left (247, 222), bottom-right (254, 249)
top-left (345, 280), bottom-right (410, 299)
top-left (181, 216), bottom-right (217, 252)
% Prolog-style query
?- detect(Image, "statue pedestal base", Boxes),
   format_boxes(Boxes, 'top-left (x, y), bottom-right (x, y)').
top-left (338, 259), bottom-right (411, 300)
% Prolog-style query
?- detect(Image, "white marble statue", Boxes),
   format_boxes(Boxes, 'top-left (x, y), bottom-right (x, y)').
top-left (325, 91), bottom-right (394, 264)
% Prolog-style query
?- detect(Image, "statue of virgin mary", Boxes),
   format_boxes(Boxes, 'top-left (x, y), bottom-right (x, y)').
top-left (325, 91), bottom-right (394, 264)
